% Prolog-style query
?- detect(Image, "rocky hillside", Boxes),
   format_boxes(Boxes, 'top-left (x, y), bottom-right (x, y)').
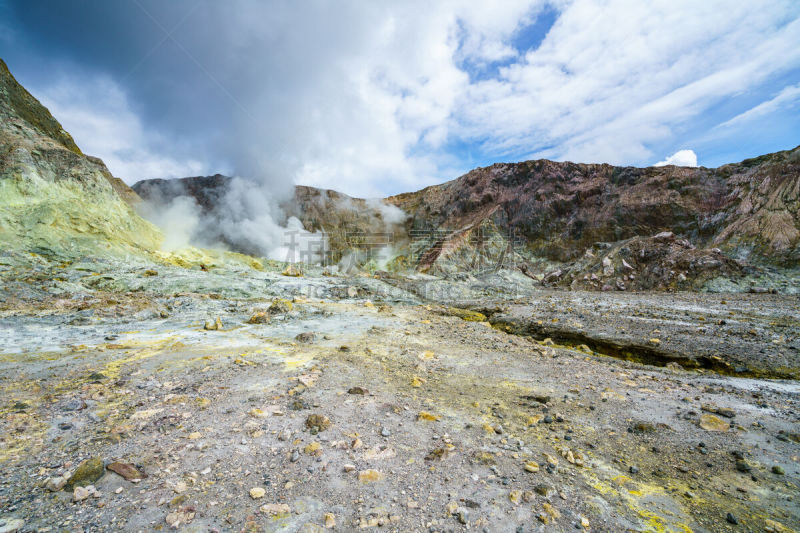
top-left (388, 147), bottom-right (800, 269)
top-left (0, 59), bottom-right (161, 259)
top-left (134, 147), bottom-right (798, 290)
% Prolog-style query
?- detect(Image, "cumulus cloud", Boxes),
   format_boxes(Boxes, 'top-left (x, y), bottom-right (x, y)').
top-left (654, 149), bottom-right (698, 167)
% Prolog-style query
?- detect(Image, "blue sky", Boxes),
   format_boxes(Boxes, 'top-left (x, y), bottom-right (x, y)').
top-left (1, 0), bottom-right (799, 196)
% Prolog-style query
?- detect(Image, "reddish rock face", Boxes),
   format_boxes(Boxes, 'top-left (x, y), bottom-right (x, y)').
top-left (388, 148), bottom-right (800, 267)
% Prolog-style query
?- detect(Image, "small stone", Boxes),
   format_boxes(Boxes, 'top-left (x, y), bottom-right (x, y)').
top-left (64, 398), bottom-right (86, 411)
top-left (73, 486), bottom-right (90, 502)
top-left (630, 421), bottom-right (655, 434)
top-left (358, 469), bottom-right (384, 482)
top-left (542, 502), bottom-right (561, 519)
top-left (295, 332), bottom-right (316, 343)
top-left (524, 461), bottom-right (540, 473)
top-left (735, 460), bottom-right (751, 473)
top-left (247, 312), bottom-right (270, 324)
top-left (324, 513), bottom-right (336, 528)
top-left (304, 442), bottom-right (322, 456)
top-left (629, 465), bottom-right (639, 474)
top-left (348, 386), bottom-right (368, 395)
top-left (281, 264), bottom-right (302, 277)
top-left (291, 450), bottom-right (301, 462)
top-left (508, 490), bottom-right (522, 504)
top-left (290, 398), bottom-right (309, 411)
top-left (699, 414), bottom-right (729, 432)
top-left (261, 503), bottom-right (291, 516)
top-left (580, 516), bottom-right (590, 529)
top-left (107, 461), bottom-right (145, 481)
top-left (250, 487), bottom-right (266, 499)
top-left (45, 476), bottom-right (67, 491)
top-left (306, 414), bottom-right (331, 431)
top-left (343, 464), bottom-right (356, 472)
top-left (771, 465), bottom-right (784, 475)
top-left (380, 427), bottom-right (391, 437)
top-left (726, 512), bottom-right (738, 525)
top-left (165, 508), bottom-right (196, 528)
top-left (702, 403), bottom-right (736, 418)
top-left (417, 411), bottom-right (440, 421)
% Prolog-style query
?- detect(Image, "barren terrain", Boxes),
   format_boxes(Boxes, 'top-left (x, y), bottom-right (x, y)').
top-left (1, 262), bottom-right (798, 533)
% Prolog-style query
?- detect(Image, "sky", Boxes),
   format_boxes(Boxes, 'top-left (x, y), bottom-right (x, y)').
top-left (1, 0), bottom-right (799, 197)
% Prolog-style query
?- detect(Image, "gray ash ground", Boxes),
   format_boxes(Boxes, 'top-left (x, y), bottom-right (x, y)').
top-left (0, 262), bottom-right (799, 532)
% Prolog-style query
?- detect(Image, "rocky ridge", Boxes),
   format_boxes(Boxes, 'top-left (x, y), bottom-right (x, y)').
top-left (133, 146), bottom-right (800, 292)
top-left (0, 59), bottom-right (161, 260)
top-left (388, 148), bottom-right (800, 268)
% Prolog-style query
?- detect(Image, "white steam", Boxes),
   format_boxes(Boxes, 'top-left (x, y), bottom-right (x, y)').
top-left (138, 195), bottom-right (203, 252)
top-left (366, 198), bottom-right (408, 226)
top-left (267, 216), bottom-right (328, 264)
top-left (138, 176), bottom-right (328, 263)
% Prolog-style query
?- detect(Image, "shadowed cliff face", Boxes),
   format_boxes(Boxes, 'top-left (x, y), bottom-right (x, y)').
top-left (388, 148), bottom-right (800, 268)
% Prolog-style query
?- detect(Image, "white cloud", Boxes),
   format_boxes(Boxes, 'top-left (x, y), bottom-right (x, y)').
top-left (717, 83), bottom-right (800, 128)
top-left (452, 0), bottom-right (800, 166)
top-left (26, 0), bottom-right (800, 193)
top-left (37, 76), bottom-right (212, 184)
top-left (654, 149), bottom-right (698, 167)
